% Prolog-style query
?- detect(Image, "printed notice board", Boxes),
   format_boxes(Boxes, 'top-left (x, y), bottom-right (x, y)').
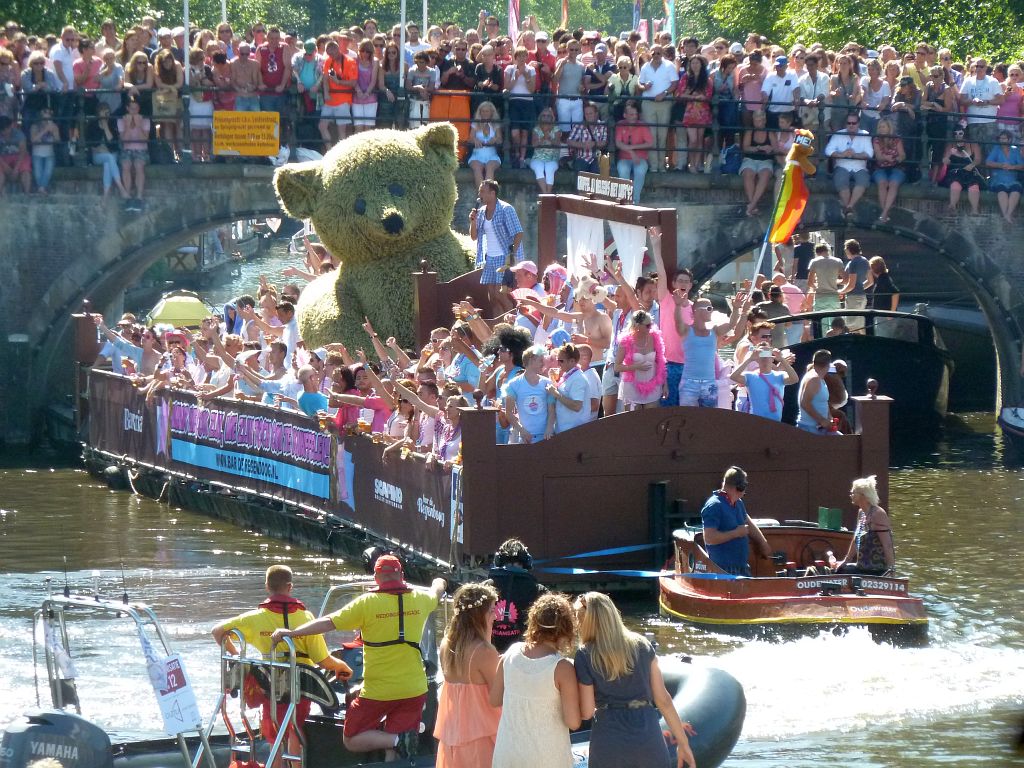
top-left (213, 111), bottom-right (280, 156)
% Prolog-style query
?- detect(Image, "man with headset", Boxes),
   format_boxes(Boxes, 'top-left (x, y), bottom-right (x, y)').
top-left (487, 538), bottom-right (546, 651)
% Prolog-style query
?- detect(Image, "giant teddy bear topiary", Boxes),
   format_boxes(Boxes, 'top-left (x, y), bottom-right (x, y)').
top-left (273, 123), bottom-right (474, 350)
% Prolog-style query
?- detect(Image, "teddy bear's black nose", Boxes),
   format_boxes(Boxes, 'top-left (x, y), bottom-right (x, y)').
top-left (381, 213), bottom-right (404, 235)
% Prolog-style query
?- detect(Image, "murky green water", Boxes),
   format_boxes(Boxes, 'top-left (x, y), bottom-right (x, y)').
top-left (1, 418), bottom-right (1021, 766)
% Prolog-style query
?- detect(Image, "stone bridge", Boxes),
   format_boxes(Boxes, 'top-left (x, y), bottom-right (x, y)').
top-left (2, 162), bottom-right (1023, 445)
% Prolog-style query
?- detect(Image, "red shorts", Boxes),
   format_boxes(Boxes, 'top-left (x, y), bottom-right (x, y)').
top-left (343, 694), bottom-right (427, 738)
top-left (0, 154), bottom-right (30, 174)
top-left (261, 698), bottom-right (312, 741)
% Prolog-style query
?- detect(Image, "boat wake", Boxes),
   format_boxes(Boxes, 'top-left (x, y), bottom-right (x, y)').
top-left (712, 627), bottom-right (1024, 740)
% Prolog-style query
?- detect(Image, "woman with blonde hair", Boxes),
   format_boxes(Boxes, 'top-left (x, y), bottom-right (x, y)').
top-left (152, 48), bottom-right (184, 161)
top-left (834, 475), bottom-right (896, 575)
top-left (433, 583), bottom-right (502, 768)
top-left (574, 592), bottom-right (695, 768)
top-left (467, 99), bottom-right (502, 186)
top-left (490, 593), bottom-right (581, 768)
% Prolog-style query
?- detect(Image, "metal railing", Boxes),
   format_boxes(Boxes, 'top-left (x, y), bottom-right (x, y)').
top-left (6, 85), bottom-right (1023, 181)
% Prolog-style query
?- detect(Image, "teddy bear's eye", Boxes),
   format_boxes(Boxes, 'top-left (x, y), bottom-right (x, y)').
top-left (353, 198), bottom-right (366, 215)
top-left (388, 184), bottom-right (406, 197)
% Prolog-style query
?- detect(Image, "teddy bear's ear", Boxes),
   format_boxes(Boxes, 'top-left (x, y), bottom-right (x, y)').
top-left (273, 161), bottom-right (324, 220)
top-left (415, 123), bottom-right (458, 164)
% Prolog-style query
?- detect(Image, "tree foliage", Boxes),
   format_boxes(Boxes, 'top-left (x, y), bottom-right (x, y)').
top-left (710, 0), bottom-right (1024, 62)
top-left (8, 0), bottom-right (1024, 64)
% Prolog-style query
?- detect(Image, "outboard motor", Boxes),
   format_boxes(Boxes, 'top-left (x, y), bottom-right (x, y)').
top-left (0, 710), bottom-right (112, 768)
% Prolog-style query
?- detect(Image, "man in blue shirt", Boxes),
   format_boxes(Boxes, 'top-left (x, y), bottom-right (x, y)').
top-left (700, 466), bottom-right (772, 576)
top-left (468, 179), bottom-right (524, 312)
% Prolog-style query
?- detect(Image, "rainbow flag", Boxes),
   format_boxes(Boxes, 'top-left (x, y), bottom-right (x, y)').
top-left (561, 0), bottom-right (569, 28)
top-left (768, 163), bottom-right (809, 244)
top-left (632, 0), bottom-right (642, 30)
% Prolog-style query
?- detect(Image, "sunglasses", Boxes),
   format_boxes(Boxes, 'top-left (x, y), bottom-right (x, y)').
top-left (847, 120), bottom-right (859, 126)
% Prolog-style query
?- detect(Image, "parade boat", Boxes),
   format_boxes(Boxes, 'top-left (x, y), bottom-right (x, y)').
top-left (771, 308), bottom-right (954, 426)
top-left (73, 193), bottom-right (893, 594)
top-left (1, 582), bottom-right (746, 768)
top-left (658, 523), bottom-right (929, 645)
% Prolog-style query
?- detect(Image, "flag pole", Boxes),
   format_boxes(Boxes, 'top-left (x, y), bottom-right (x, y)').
top-left (748, 166), bottom-right (790, 300)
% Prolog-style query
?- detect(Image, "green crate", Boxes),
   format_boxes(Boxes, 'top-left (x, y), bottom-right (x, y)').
top-left (818, 506), bottom-right (843, 530)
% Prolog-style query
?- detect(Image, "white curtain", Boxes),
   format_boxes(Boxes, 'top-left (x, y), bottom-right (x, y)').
top-left (608, 221), bottom-right (647, 287)
top-left (565, 213), bottom-right (605, 280)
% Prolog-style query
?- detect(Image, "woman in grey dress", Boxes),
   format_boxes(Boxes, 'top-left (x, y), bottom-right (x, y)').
top-left (574, 593), bottom-right (695, 768)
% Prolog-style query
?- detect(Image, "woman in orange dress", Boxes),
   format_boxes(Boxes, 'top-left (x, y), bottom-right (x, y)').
top-left (433, 583), bottom-right (502, 768)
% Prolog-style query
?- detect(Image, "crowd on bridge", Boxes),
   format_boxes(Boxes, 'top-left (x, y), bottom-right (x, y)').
top-left (2, 15), bottom-right (1024, 218)
top-left (91, 211), bottom-right (902, 462)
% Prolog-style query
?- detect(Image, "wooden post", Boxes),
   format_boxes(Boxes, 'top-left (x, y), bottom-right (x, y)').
top-left (659, 208), bottom-right (679, 277)
top-left (537, 194), bottom-right (557, 273)
top-left (852, 393), bottom-right (892, 510)
top-left (457, 399), bottom-right (500, 559)
top-left (413, 261), bottom-right (438, 351)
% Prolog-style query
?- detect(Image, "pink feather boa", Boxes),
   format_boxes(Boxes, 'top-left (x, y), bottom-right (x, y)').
top-left (618, 325), bottom-right (666, 399)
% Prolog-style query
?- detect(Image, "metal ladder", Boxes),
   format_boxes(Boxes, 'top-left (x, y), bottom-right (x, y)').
top-left (193, 632), bottom-right (305, 768)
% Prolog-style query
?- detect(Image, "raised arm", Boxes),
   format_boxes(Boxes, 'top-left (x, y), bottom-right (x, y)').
top-left (673, 295), bottom-right (691, 337)
top-left (396, 381), bottom-right (440, 418)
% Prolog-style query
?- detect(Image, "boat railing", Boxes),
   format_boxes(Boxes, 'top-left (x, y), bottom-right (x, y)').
top-left (205, 630), bottom-right (305, 768)
top-left (32, 585), bottom-right (217, 768)
top-left (771, 308), bottom-right (936, 345)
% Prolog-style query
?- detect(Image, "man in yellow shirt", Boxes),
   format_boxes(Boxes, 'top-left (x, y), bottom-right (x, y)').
top-left (272, 555), bottom-right (446, 763)
top-left (212, 565), bottom-right (352, 752)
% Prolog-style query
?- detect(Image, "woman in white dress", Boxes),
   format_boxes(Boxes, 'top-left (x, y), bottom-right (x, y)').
top-left (490, 593), bottom-right (581, 768)
top-left (613, 310), bottom-right (666, 410)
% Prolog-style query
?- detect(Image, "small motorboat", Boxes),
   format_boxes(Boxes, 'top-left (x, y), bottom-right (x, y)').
top-left (2, 581), bottom-right (746, 768)
top-left (659, 523), bottom-right (929, 646)
top-left (770, 308), bottom-right (954, 426)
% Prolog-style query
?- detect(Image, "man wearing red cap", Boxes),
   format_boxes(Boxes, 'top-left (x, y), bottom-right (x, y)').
top-left (212, 565), bottom-right (353, 763)
top-left (272, 555), bottom-right (446, 763)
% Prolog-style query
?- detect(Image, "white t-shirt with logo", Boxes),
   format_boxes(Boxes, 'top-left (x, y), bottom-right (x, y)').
top-left (960, 75), bottom-right (1002, 123)
top-left (761, 72), bottom-right (798, 112)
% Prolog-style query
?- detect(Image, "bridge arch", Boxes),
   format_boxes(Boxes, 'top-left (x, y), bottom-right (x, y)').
top-left (682, 197), bottom-right (1024, 404)
top-left (20, 168), bottom-right (283, 424)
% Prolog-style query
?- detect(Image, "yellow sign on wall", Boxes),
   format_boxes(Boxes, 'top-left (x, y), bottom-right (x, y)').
top-left (212, 111), bottom-right (280, 156)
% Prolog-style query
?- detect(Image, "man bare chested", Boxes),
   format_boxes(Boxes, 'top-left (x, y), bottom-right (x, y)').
top-left (230, 41), bottom-right (262, 109)
top-left (519, 289), bottom-right (613, 356)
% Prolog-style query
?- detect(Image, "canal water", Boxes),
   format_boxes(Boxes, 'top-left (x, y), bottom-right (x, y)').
top-left (1, 425), bottom-right (1021, 766)
top-left (3, 247), bottom-right (1023, 764)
